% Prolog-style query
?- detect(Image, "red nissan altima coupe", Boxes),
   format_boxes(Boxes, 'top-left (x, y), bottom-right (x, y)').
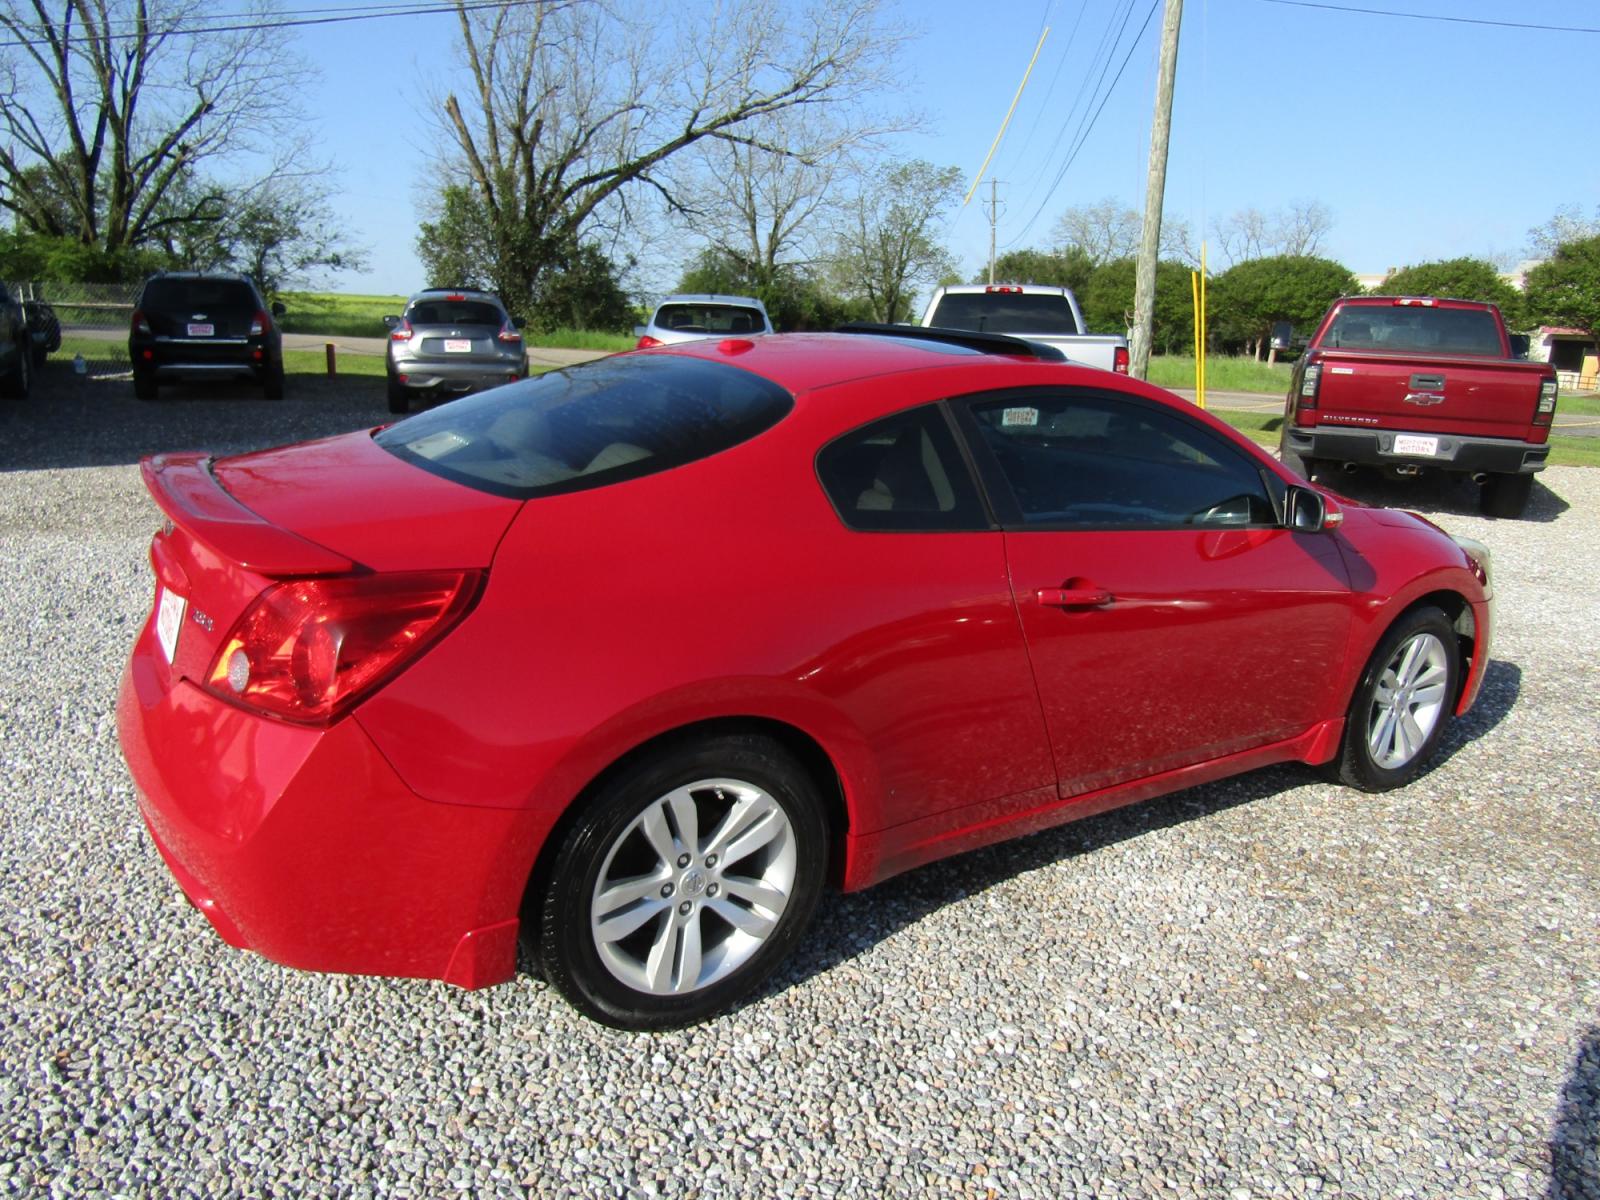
top-left (117, 326), bottom-right (1494, 1029)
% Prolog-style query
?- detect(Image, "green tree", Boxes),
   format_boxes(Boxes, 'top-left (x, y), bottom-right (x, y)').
top-left (973, 247), bottom-right (1096, 293)
top-left (1523, 235), bottom-right (1600, 346)
top-left (1369, 257), bottom-right (1523, 328)
top-left (829, 159), bottom-right (962, 324)
top-left (1081, 258), bottom-right (1194, 352)
top-left (675, 247), bottom-right (863, 330)
top-left (1210, 255), bottom-right (1358, 359)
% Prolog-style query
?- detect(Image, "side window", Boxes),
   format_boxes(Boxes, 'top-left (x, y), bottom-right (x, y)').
top-left (816, 404), bottom-right (988, 532)
top-left (964, 392), bottom-right (1277, 529)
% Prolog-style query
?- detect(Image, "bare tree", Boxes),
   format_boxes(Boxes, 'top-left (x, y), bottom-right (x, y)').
top-left (829, 159), bottom-right (961, 324)
top-left (1051, 196), bottom-right (1194, 266)
top-left (0, 1), bottom-right (310, 255)
top-left (1528, 204), bottom-right (1600, 257)
top-left (426, 0), bottom-right (900, 311)
top-left (1212, 200), bottom-right (1332, 266)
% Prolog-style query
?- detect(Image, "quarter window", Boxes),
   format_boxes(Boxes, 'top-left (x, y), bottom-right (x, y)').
top-left (964, 392), bottom-right (1277, 529)
top-left (816, 405), bottom-right (987, 532)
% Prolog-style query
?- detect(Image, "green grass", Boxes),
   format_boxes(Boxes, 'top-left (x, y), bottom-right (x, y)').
top-left (1148, 355), bottom-right (1293, 395)
top-left (524, 328), bottom-right (634, 352)
top-left (277, 291), bottom-right (406, 338)
top-left (1557, 392), bottom-right (1600, 416)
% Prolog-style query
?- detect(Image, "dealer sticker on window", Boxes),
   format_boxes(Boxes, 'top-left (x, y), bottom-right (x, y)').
top-left (155, 587), bottom-right (185, 664)
top-left (1393, 435), bottom-right (1439, 457)
top-left (1001, 407), bottom-right (1039, 428)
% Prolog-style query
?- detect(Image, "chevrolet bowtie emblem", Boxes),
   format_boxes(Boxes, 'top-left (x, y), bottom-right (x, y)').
top-left (1403, 392), bottom-right (1445, 406)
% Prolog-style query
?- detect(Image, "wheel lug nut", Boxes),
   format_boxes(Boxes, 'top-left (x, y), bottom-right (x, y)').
top-left (705, 854), bottom-right (718, 868)
top-left (706, 883), bottom-right (719, 897)
top-left (677, 854), bottom-right (691, 868)
top-left (678, 901), bottom-right (693, 915)
top-left (660, 883), bottom-right (674, 898)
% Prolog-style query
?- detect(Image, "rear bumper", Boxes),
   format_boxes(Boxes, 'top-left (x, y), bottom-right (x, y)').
top-left (390, 360), bottom-right (525, 394)
top-left (116, 618), bottom-right (544, 989)
top-left (131, 337), bottom-right (278, 376)
top-left (1286, 425), bottom-right (1548, 475)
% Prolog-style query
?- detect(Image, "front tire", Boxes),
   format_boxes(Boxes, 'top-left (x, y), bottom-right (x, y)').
top-left (1480, 472), bottom-right (1533, 519)
top-left (536, 733), bottom-right (828, 1030)
top-left (1328, 606), bottom-right (1459, 792)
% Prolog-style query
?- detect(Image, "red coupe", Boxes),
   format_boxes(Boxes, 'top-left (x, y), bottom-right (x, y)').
top-left (117, 327), bottom-right (1494, 1029)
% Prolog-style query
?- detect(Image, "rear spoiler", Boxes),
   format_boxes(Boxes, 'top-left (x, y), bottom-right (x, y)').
top-left (141, 452), bottom-right (354, 576)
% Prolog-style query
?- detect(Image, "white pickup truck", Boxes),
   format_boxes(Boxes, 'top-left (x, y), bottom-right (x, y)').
top-left (920, 284), bottom-right (1129, 374)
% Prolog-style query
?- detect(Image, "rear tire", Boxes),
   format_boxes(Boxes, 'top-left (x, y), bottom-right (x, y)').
top-left (1, 344), bottom-right (31, 399)
top-left (1277, 431), bottom-right (1313, 479)
top-left (386, 379), bottom-right (409, 415)
top-left (1480, 472), bottom-right (1533, 519)
top-left (263, 364), bottom-right (285, 401)
top-left (1327, 605), bottom-right (1459, 793)
top-left (133, 369), bottom-right (159, 402)
top-left (535, 733), bottom-right (828, 1030)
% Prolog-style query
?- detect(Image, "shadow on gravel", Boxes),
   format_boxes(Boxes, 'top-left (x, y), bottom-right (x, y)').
top-left (770, 657), bottom-right (1525, 1009)
top-left (1547, 1026), bottom-right (1600, 1199)
top-left (0, 365), bottom-right (391, 472)
top-left (1313, 464), bottom-right (1571, 524)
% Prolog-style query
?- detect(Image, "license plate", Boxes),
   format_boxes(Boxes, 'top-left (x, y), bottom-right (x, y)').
top-left (186, 322), bottom-right (214, 337)
top-left (155, 587), bottom-right (185, 663)
top-left (1394, 435), bottom-right (1439, 456)
top-left (444, 339), bottom-right (472, 353)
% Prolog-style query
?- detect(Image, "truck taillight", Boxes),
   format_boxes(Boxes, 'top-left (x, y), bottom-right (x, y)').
top-left (203, 570), bottom-right (482, 724)
top-left (985, 285), bottom-right (1022, 294)
top-left (1535, 378), bottom-right (1558, 426)
top-left (1112, 346), bottom-right (1129, 374)
top-left (1299, 363), bottom-right (1322, 407)
top-left (1393, 298), bottom-right (1436, 307)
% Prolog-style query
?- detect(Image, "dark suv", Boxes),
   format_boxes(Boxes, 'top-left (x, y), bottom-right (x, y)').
top-left (130, 272), bottom-right (286, 401)
top-left (383, 288), bottom-right (527, 413)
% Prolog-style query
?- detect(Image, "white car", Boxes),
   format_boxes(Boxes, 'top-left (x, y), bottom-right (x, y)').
top-left (634, 294), bottom-right (773, 348)
top-left (921, 284), bottom-right (1129, 374)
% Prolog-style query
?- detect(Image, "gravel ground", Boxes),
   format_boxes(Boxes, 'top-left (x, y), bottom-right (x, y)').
top-left (2, 367), bottom-right (1597, 1198)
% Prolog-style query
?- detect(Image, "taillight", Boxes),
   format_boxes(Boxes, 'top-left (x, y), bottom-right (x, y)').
top-left (1299, 363), bottom-right (1322, 408)
top-left (985, 285), bottom-right (1022, 294)
top-left (390, 319), bottom-right (414, 342)
top-left (250, 309), bottom-right (271, 336)
top-left (204, 570), bottom-right (481, 724)
top-left (1112, 345), bottom-right (1129, 375)
top-left (636, 335), bottom-right (662, 349)
top-left (1535, 377), bottom-right (1558, 426)
top-left (497, 321), bottom-right (522, 343)
top-left (132, 309), bottom-right (151, 336)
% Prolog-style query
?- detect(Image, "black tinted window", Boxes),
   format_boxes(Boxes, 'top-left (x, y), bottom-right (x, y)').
top-left (654, 304), bottom-right (766, 334)
top-left (816, 405), bottom-right (987, 532)
top-left (965, 393), bottom-right (1276, 529)
top-left (141, 278), bottom-right (258, 311)
top-left (929, 292), bottom-right (1081, 335)
top-left (1324, 305), bottom-right (1502, 355)
top-left (376, 355), bottom-right (792, 498)
top-left (407, 300), bottom-right (506, 327)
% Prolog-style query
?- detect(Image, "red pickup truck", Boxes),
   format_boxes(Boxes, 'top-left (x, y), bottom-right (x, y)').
top-left (1279, 296), bottom-right (1558, 517)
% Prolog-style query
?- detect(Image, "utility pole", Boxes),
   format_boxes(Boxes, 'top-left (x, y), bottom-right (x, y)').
top-left (984, 180), bottom-right (1003, 284)
top-left (1130, 0), bottom-right (1182, 380)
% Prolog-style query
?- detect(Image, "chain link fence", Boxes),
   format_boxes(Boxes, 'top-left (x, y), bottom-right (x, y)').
top-left (8, 281), bottom-right (137, 377)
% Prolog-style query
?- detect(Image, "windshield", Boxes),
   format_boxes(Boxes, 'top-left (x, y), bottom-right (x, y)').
top-left (141, 278), bottom-right (257, 311)
top-left (376, 354), bottom-right (793, 498)
top-left (653, 304), bottom-right (766, 335)
top-left (406, 300), bottom-right (506, 327)
top-left (1324, 306), bottom-right (1504, 356)
top-left (929, 292), bottom-right (1082, 336)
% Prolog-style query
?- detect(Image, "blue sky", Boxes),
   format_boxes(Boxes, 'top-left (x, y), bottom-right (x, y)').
top-left (291, 0), bottom-right (1599, 297)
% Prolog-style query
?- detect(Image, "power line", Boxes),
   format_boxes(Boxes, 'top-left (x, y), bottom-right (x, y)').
top-left (0, 1), bottom-right (540, 50)
top-left (1257, 0), bottom-right (1600, 36)
top-left (1004, 0), bottom-right (1164, 249)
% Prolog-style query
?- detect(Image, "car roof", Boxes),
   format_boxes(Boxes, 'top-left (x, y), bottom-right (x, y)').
top-left (646, 330), bottom-right (1156, 400)
top-left (409, 288), bottom-right (504, 303)
top-left (654, 294), bottom-right (767, 310)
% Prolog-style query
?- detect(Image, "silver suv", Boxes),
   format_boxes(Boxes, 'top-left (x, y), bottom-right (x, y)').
top-left (634, 294), bottom-right (773, 348)
top-left (383, 288), bottom-right (529, 413)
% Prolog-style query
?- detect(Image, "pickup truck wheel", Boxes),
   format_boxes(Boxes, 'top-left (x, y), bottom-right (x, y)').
top-left (1327, 606), bottom-right (1458, 793)
top-left (1277, 433), bottom-right (1313, 479)
top-left (1, 343), bottom-right (30, 399)
top-left (1480, 472), bottom-right (1533, 519)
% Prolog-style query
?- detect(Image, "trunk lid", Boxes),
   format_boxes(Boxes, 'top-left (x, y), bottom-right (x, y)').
top-left (1311, 349), bottom-right (1552, 441)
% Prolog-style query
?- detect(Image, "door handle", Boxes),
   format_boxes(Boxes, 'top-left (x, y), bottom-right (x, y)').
top-left (1036, 585), bottom-right (1112, 608)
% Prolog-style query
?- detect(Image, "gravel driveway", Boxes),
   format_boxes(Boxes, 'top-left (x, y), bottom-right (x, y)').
top-left (2, 369), bottom-right (1596, 1198)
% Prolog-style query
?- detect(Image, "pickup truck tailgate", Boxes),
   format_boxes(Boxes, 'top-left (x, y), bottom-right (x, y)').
top-left (1313, 350), bottom-right (1551, 443)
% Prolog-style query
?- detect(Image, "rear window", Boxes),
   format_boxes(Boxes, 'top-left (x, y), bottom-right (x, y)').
top-left (375, 355), bottom-right (793, 499)
top-left (653, 304), bottom-right (766, 335)
top-left (1323, 306), bottom-right (1504, 356)
top-left (928, 292), bottom-right (1081, 336)
top-left (406, 300), bottom-right (506, 327)
top-left (140, 278), bottom-right (258, 311)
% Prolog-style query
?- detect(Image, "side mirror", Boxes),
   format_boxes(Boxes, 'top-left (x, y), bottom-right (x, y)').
top-left (1508, 333), bottom-right (1530, 358)
top-left (1287, 485), bottom-right (1341, 533)
top-left (270, 301), bottom-right (287, 317)
top-left (1271, 321), bottom-right (1294, 350)
top-left (382, 315), bottom-right (400, 330)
